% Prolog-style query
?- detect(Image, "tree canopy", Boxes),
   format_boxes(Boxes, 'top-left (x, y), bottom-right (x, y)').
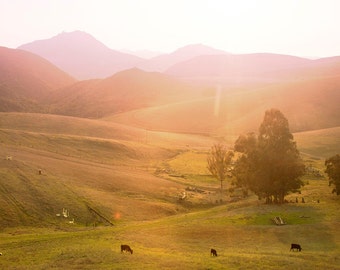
top-left (325, 154), bottom-right (340, 195)
top-left (233, 109), bottom-right (305, 204)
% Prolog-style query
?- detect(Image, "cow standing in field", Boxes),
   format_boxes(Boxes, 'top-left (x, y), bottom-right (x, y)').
top-left (290, 243), bottom-right (302, 251)
top-left (211, 248), bottom-right (218, 256)
top-left (121, 244), bottom-right (133, 254)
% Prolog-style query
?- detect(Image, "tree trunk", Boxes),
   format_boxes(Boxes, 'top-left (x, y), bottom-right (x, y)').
top-left (279, 192), bottom-right (285, 204)
top-left (220, 180), bottom-right (223, 200)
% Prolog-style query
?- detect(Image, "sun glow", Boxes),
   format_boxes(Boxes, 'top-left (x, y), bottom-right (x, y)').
top-left (114, 212), bottom-right (121, 220)
top-left (1, 0), bottom-right (340, 57)
top-left (214, 85), bottom-right (222, 117)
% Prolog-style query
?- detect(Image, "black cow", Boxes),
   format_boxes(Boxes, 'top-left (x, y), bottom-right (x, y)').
top-left (211, 248), bottom-right (218, 256)
top-left (290, 243), bottom-right (302, 252)
top-left (121, 244), bottom-right (133, 254)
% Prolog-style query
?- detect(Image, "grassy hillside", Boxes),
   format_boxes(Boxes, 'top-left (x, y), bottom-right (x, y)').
top-left (0, 115), bottom-right (180, 228)
top-left (0, 112), bottom-right (219, 229)
top-left (0, 113), bottom-right (339, 269)
top-left (0, 112), bottom-right (217, 148)
top-left (46, 68), bottom-right (206, 118)
top-left (294, 126), bottom-right (340, 159)
top-left (107, 75), bottom-right (340, 140)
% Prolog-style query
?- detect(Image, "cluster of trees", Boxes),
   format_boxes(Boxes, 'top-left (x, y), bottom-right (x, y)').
top-left (208, 108), bottom-right (340, 203)
top-left (208, 108), bottom-right (305, 204)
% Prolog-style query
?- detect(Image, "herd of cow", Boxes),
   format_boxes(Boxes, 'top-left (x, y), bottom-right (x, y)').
top-left (121, 243), bottom-right (302, 256)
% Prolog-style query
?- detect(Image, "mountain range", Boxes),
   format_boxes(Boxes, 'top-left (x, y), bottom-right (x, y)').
top-left (1, 30), bottom-right (339, 137)
top-left (18, 31), bottom-right (230, 79)
top-left (17, 31), bottom-right (340, 84)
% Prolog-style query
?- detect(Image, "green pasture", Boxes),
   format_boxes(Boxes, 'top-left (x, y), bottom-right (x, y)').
top-left (1, 177), bottom-right (339, 270)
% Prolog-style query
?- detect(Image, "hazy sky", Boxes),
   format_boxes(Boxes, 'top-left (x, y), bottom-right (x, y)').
top-left (1, 0), bottom-right (340, 57)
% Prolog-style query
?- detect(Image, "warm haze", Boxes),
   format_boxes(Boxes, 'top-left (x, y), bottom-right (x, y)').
top-left (1, 0), bottom-right (340, 58)
top-left (0, 1), bottom-right (340, 269)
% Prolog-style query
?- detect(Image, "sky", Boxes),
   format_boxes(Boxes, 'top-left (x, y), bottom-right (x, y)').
top-left (1, 0), bottom-right (340, 58)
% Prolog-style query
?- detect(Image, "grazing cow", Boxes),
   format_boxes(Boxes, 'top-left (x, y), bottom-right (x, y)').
top-left (211, 248), bottom-right (218, 256)
top-left (121, 244), bottom-right (133, 254)
top-left (290, 243), bottom-right (302, 252)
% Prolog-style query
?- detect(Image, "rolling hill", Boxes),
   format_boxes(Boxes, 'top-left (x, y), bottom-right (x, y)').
top-left (165, 53), bottom-right (340, 86)
top-left (136, 43), bottom-right (229, 72)
top-left (18, 31), bottom-right (144, 80)
top-left (107, 74), bottom-right (340, 137)
top-left (165, 53), bottom-right (312, 84)
top-left (2, 42), bottom-right (339, 140)
top-left (1, 110), bottom-right (338, 230)
top-left (45, 68), bottom-right (207, 118)
top-left (294, 126), bottom-right (340, 159)
top-left (0, 46), bottom-right (76, 112)
top-left (0, 112), bottom-right (191, 228)
top-left (0, 110), bottom-right (222, 229)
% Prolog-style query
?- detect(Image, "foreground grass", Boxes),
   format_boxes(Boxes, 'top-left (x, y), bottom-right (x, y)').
top-left (1, 179), bottom-right (339, 270)
top-left (0, 221), bottom-right (339, 269)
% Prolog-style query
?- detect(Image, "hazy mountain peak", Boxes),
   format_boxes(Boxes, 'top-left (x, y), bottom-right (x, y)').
top-left (18, 31), bottom-right (101, 57)
top-left (47, 30), bottom-right (114, 52)
top-left (18, 31), bottom-right (143, 80)
top-left (57, 30), bottom-right (94, 38)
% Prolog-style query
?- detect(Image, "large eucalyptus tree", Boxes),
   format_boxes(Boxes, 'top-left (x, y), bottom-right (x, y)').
top-left (233, 109), bottom-right (305, 203)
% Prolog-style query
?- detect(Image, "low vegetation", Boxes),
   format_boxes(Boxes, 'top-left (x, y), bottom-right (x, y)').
top-left (325, 154), bottom-right (340, 195)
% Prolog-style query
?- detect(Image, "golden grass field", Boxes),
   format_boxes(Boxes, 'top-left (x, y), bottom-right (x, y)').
top-left (0, 112), bottom-right (339, 269)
